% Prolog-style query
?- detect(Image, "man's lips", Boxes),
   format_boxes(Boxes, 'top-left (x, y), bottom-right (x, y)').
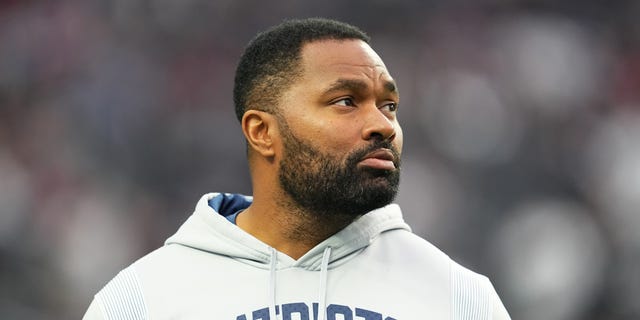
top-left (358, 148), bottom-right (397, 170)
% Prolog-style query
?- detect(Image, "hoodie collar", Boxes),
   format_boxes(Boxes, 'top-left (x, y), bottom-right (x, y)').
top-left (165, 193), bottom-right (411, 270)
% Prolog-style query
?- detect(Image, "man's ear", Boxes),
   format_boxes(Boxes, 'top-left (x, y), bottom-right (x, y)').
top-left (242, 110), bottom-right (277, 158)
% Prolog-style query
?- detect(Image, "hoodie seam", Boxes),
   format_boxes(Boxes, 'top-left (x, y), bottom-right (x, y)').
top-left (306, 219), bottom-right (408, 270)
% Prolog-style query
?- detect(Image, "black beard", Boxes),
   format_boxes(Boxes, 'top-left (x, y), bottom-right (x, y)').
top-left (277, 120), bottom-right (400, 219)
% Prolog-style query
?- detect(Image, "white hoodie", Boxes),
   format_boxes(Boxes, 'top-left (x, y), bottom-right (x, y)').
top-left (83, 193), bottom-right (511, 320)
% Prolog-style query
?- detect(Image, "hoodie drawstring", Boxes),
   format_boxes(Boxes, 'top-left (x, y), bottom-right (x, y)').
top-left (268, 246), bottom-right (332, 320)
top-left (269, 247), bottom-right (279, 320)
top-left (317, 247), bottom-right (332, 320)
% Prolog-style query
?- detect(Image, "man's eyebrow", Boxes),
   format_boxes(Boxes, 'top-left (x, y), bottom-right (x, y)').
top-left (322, 79), bottom-right (398, 95)
top-left (383, 80), bottom-right (397, 93)
top-left (322, 79), bottom-right (368, 95)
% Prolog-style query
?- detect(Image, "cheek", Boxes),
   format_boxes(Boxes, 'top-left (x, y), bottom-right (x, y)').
top-left (326, 121), bottom-right (364, 152)
top-left (304, 118), bottom-right (358, 151)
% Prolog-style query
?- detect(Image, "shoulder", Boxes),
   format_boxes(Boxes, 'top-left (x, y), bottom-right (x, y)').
top-left (373, 228), bottom-right (452, 263)
top-left (372, 230), bottom-right (511, 320)
top-left (450, 259), bottom-right (511, 320)
top-left (82, 244), bottom-right (202, 320)
top-left (83, 265), bottom-right (148, 320)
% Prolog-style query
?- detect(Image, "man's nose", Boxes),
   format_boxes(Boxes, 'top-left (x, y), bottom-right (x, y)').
top-left (361, 106), bottom-right (396, 142)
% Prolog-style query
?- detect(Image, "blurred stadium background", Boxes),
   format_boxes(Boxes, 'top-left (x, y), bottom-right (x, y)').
top-left (1, 0), bottom-right (639, 319)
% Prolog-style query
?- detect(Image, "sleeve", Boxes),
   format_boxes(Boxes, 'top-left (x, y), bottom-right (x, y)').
top-left (82, 266), bottom-right (149, 320)
top-left (451, 261), bottom-right (511, 320)
top-left (488, 281), bottom-right (511, 320)
top-left (82, 298), bottom-right (105, 320)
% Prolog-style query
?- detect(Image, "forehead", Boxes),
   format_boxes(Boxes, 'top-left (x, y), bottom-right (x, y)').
top-left (299, 39), bottom-right (393, 83)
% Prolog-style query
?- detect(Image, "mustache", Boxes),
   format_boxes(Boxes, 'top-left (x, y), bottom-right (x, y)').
top-left (347, 140), bottom-right (401, 168)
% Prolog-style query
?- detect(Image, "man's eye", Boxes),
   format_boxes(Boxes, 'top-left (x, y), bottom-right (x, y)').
top-left (382, 102), bottom-right (398, 112)
top-left (334, 98), bottom-right (355, 106)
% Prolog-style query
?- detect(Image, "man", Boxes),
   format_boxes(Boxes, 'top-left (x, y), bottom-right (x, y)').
top-left (83, 18), bottom-right (510, 320)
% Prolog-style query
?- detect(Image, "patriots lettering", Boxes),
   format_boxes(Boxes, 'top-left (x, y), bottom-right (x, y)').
top-left (236, 302), bottom-right (397, 320)
top-left (282, 302), bottom-right (309, 320)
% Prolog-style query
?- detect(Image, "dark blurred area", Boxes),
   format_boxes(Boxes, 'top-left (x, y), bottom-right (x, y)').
top-left (1, 0), bottom-right (639, 319)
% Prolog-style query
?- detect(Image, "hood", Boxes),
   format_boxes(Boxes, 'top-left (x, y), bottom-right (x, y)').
top-left (165, 192), bottom-right (411, 271)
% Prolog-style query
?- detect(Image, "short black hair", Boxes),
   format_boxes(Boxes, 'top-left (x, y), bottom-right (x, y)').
top-left (233, 18), bottom-right (370, 122)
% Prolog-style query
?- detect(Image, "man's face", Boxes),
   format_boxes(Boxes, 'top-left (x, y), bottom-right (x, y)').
top-left (276, 39), bottom-right (403, 217)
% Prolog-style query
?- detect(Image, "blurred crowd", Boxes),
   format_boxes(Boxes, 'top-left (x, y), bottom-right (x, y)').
top-left (1, 0), bottom-right (639, 319)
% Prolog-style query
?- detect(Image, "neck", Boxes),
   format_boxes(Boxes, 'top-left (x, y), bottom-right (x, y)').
top-left (236, 192), bottom-right (358, 260)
